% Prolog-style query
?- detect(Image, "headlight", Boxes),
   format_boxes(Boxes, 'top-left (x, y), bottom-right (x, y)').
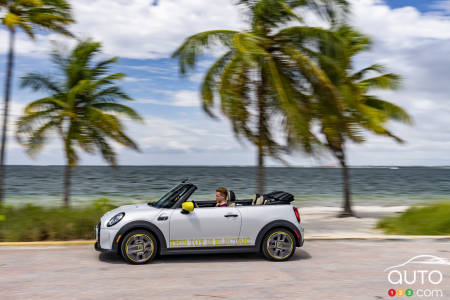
top-left (107, 212), bottom-right (125, 227)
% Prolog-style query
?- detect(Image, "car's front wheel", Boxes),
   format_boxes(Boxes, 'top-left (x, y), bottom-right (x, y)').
top-left (121, 230), bottom-right (157, 264)
top-left (262, 228), bottom-right (295, 261)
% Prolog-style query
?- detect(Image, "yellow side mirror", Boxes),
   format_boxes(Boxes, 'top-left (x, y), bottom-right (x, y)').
top-left (182, 201), bottom-right (194, 212)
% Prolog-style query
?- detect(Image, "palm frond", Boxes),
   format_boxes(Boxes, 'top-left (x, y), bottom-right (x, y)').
top-left (359, 73), bottom-right (402, 91)
top-left (200, 50), bottom-right (233, 117)
top-left (351, 64), bottom-right (385, 81)
top-left (21, 72), bottom-right (63, 93)
top-left (172, 30), bottom-right (238, 74)
top-left (92, 103), bottom-right (143, 122)
top-left (363, 96), bottom-right (412, 124)
top-left (24, 97), bottom-right (69, 113)
top-left (92, 57), bottom-right (118, 77)
top-left (265, 57), bottom-right (319, 153)
top-left (2, 0), bottom-right (74, 37)
top-left (90, 129), bottom-right (117, 166)
top-left (92, 86), bottom-right (132, 103)
top-left (274, 26), bottom-right (336, 46)
top-left (19, 120), bottom-right (58, 157)
top-left (283, 46), bottom-right (341, 112)
top-left (232, 32), bottom-right (269, 61)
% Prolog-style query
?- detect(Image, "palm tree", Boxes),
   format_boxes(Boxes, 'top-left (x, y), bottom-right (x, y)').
top-left (16, 40), bottom-right (143, 206)
top-left (315, 26), bottom-right (412, 217)
top-left (173, 0), bottom-right (348, 194)
top-left (0, 0), bottom-right (74, 204)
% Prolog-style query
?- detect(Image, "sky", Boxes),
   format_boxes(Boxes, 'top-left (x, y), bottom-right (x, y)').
top-left (0, 0), bottom-right (449, 166)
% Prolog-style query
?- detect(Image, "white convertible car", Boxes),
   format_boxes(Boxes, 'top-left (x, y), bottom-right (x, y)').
top-left (95, 181), bottom-right (304, 264)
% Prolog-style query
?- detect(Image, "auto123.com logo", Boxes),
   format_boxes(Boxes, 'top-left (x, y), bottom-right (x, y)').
top-left (384, 255), bottom-right (450, 298)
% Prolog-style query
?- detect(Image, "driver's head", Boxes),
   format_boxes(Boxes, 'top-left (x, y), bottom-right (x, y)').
top-left (216, 187), bottom-right (228, 204)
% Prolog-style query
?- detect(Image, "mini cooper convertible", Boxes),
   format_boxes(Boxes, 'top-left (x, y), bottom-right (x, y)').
top-left (95, 181), bottom-right (304, 264)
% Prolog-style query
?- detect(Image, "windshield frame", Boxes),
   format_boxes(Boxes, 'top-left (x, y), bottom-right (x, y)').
top-left (150, 184), bottom-right (196, 209)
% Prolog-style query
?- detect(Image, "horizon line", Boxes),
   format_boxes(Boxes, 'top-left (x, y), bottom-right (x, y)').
top-left (3, 164), bottom-right (450, 168)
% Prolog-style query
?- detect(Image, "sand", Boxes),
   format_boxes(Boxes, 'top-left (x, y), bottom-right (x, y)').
top-left (299, 205), bottom-right (410, 238)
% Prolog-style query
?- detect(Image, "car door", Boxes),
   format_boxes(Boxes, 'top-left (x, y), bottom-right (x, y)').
top-left (168, 206), bottom-right (242, 248)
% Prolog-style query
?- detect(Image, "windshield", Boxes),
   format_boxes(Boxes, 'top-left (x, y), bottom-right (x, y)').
top-left (151, 184), bottom-right (190, 208)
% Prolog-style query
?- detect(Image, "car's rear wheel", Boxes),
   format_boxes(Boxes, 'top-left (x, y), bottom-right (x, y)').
top-left (121, 230), bottom-right (157, 264)
top-left (262, 228), bottom-right (295, 261)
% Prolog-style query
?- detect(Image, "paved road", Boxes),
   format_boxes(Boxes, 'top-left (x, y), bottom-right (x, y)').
top-left (1, 240), bottom-right (449, 300)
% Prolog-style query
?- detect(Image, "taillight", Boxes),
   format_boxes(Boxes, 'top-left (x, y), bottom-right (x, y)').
top-left (293, 207), bottom-right (301, 223)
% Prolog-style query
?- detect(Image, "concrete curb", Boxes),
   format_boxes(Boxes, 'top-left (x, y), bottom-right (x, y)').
top-left (304, 235), bottom-right (450, 241)
top-left (0, 240), bottom-right (96, 246)
top-left (0, 236), bottom-right (449, 247)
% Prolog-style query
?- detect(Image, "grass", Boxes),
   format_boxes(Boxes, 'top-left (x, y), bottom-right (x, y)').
top-left (377, 202), bottom-right (450, 235)
top-left (0, 198), bottom-right (118, 242)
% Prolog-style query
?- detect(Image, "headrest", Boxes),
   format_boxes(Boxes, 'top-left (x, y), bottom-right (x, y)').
top-left (227, 190), bottom-right (236, 202)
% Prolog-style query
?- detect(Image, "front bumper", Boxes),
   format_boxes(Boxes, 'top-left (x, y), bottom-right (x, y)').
top-left (94, 241), bottom-right (113, 253)
top-left (94, 222), bottom-right (118, 253)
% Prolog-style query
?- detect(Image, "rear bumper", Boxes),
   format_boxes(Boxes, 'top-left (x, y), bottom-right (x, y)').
top-left (299, 234), bottom-right (304, 247)
top-left (299, 226), bottom-right (304, 247)
top-left (294, 225), bottom-right (304, 247)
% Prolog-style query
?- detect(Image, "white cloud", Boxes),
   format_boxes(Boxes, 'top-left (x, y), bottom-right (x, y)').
top-left (69, 0), bottom-right (246, 59)
top-left (0, 0), bottom-right (246, 59)
top-left (134, 116), bottom-right (235, 151)
top-left (122, 76), bottom-right (149, 82)
top-left (171, 90), bottom-right (200, 106)
top-left (351, 0), bottom-right (450, 51)
top-left (137, 89), bottom-right (200, 107)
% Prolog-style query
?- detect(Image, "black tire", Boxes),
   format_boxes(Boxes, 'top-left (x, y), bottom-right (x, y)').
top-left (121, 230), bottom-right (157, 264)
top-left (261, 228), bottom-right (296, 261)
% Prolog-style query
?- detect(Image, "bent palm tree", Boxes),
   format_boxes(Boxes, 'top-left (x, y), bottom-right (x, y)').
top-left (173, 0), bottom-right (348, 194)
top-left (16, 40), bottom-right (143, 206)
top-left (316, 26), bottom-right (412, 216)
top-left (0, 0), bottom-right (74, 204)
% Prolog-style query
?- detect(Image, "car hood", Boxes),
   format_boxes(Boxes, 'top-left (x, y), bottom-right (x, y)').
top-left (101, 204), bottom-right (160, 226)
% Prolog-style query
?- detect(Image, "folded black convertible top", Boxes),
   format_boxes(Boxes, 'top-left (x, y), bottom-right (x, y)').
top-left (263, 191), bottom-right (294, 204)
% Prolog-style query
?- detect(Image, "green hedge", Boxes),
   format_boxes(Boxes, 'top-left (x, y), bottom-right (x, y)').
top-left (377, 202), bottom-right (450, 235)
top-left (0, 198), bottom-right (118, 242)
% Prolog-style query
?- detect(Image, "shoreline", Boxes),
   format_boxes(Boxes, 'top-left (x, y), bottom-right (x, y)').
top-left (4, 197), bottom-right (449, 208)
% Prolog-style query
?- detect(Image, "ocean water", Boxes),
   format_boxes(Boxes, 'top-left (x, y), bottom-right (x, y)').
top-left (3, 166), bottom-right (450, 207)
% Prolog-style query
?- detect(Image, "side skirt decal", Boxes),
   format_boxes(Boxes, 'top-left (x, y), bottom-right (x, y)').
top-left (161, 246), bottom-right (258, 255)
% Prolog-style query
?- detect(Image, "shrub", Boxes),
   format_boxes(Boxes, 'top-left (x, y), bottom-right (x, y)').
top-left (377, 202), bottom-right (450, 235)
top-left (0, 199), bottom-right (118, 242)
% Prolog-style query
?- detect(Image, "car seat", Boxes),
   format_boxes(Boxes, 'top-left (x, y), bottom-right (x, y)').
top-left (251, 194), bottom-right (262, 205)
top-left (255, 195), bottom-right (265, 205)
top-left (227, 190), bottom-right (236, 207)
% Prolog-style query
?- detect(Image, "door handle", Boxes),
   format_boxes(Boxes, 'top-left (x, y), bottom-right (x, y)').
top-left (224, 214), bottom-right (238, 218)
top-left (157, 215), bottom-right (168, 221)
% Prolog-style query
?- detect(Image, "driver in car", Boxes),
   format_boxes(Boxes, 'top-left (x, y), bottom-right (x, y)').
top-left (215, 187), bottom-right (228, 207)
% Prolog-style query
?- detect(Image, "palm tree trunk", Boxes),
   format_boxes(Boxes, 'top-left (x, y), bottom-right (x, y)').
top-left (256, 71), bottom-right (265, 195)
top-left (256, 143), bottom-right (265, 195)
top-left (0, 28), bottom-right (16, 205)
top-left (63, 164), bottom-right (72, 207)
top-left (338, 153), bottom-right (354, 217)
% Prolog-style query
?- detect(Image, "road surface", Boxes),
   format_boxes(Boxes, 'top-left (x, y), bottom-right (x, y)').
top-left (1, 240), bottom-right (449, 299)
